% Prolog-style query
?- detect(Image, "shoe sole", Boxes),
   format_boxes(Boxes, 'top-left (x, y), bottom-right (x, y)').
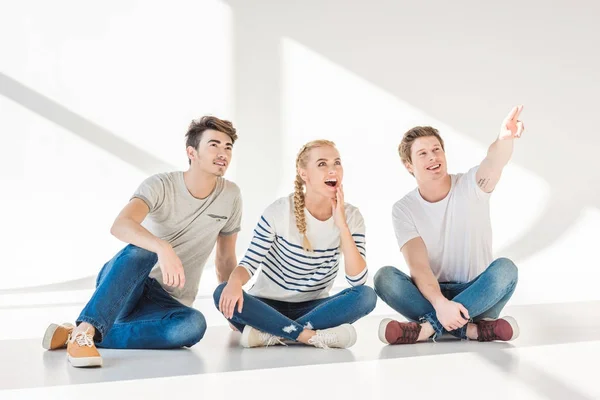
top-left (42, 322), bottom-right (75, 350)
top-left (502, 316), bottom-right (520, 341)
top-left (240, 326), bottom-right (253, 348)
top-left (341, 323), bottom-right (358, 348)
top-left (67, 354), bottom-right (103, 368)
top-left (481, 316), bottom-right (520, 341)
top-left (378, 318), bottom-right (394, 345)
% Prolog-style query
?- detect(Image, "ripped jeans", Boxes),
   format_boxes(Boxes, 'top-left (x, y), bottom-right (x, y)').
top-left (212, 283), bottom-right (377, 340)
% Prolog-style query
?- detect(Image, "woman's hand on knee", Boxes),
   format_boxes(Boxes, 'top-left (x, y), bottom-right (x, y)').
top-left (219, 280), bottom-right (244, 319)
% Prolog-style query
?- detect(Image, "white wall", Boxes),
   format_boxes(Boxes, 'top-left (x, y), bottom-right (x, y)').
top-left (2, 0), bottom-right (599, 306)
top-left (0, 0), bottom-right (233, 289)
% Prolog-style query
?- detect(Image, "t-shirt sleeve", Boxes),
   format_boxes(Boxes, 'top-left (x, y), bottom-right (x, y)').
top-left (220, 186), bottom-right (242, 236)
top-left (345, 207), bottom-right (368, 286)
top-left (392, 202), bottom-right (420, 251)
top-left (131, 174), bottom-right (166, 214)
top-left (238, 201), bottom-right (277, 278)
top-left (466, 165), bottom-right (493, 200)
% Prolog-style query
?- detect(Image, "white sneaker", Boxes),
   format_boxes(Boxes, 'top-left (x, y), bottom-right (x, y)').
top-left (240, 326), bottom-right (285, 348)
top-left (308, 324), bottom-right (357, 349)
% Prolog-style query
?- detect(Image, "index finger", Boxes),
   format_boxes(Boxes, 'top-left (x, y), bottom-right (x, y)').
top-left (504, 106), bottom-right (519, 123)
top-left (226, 299), bottom-right (234, 319)
top-left (509, 105), bottom-right (524, 122)
top-left (219, 291), bottom-right (225, 313)
top-left (513, 104), bottom-right (523, 121)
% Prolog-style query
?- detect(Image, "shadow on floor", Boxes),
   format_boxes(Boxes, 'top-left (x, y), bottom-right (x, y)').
top-left (1, 301), bottom-right (599, 390)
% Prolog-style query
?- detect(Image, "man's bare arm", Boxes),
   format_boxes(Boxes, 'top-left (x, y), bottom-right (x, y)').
top-left (401, 237), bottom-right (446, 307)
top-left (476, 105), bottom-right (525, 193)
top-left (402, 237), bottom-right (469, 331)
top-left (215, 233), bottom-right (238, 283)
top-left (110, 198), bottom-right (184, 288)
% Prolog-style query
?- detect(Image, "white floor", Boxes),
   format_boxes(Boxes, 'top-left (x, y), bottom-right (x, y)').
top-left (1, 283), bottom-right (599, 400)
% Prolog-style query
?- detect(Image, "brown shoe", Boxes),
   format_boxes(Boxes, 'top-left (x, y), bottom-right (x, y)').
top-left (42, 322), bottom-right (75, 350)
top-left (67, 328), bottom-right (103, 367)
top-left (476, 316), bottom-right (520, 342)
top-left (378, 318), bottom-right (422, 345)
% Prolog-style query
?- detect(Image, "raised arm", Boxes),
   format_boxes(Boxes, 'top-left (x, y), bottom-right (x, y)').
top-left (402, 237), bottom-right (469, 331)
top-left (476, 105), bottom-right (525, 193)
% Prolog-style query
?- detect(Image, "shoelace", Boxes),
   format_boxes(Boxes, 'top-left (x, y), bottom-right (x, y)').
top-left (70, 328), bottom-right (94, 347)
top-left (394, 323), bottom-right (420, 344)
top-left (477, 321), bottom-right (497, 342)
top-left (392, 321), bottom-right (421, 344)
top-left (258, 331), bottom-right (286, 347)
top-left (308, 331), bottom-right (337, 349)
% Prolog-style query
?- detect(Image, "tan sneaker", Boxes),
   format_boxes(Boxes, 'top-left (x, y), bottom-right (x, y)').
top-left (42, 322), bottom-right (75, 350)
top-left (308, 324), bottom-right (357, 349)
top-left (240, 326), bottom-right (285, 348)
top-left (67, 328), bottom-right (103, 367)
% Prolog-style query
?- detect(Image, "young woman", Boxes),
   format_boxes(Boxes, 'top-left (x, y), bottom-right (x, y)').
top-left (214, 140), bottom-right (376, 348)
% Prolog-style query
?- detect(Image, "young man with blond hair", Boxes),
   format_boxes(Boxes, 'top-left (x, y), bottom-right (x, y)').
top-left (375, 106), bottom-right (525, 344)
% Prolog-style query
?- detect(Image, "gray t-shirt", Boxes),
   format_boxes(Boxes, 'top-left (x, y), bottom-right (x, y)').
top-left (132, 171), bottom-right (242, 306)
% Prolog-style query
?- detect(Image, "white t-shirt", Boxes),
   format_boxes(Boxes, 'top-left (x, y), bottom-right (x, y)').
top-left (392, 166), bottom-right (492, 283)
top-left (239, 195), bottom-right (368, 302)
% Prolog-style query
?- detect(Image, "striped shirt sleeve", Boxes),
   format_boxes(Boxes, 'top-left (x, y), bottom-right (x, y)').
top-left (345, 208), bottom-right (368, 286)
top-left (238, 214), bottom-right (276, 278)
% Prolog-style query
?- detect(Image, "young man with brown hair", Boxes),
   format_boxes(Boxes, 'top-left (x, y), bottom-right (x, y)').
top-left (43, 116), bottom-right (242, 367)
top-left (375, 106), bottom-right (525, 345)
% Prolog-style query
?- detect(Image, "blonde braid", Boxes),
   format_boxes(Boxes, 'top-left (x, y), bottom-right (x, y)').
top-left (294, 173), bottom-right (312, 252)
top-left (293, 139), bottom-right (336, 252)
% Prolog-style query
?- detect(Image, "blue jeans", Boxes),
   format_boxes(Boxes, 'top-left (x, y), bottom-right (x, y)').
top-left (77, 244), bottom-right (206, 349)
top-left (213, 283), bottom-right (377, 341)
top-left (373, 258), bottom-right (518, 339)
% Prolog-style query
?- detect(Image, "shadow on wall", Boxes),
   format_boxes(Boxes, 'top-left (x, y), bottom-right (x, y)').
top-left (225, 0), bottom-right (600, 262)
top-left (0, 72), bottom-right (175, 175)
top-left (0, 73), bottom-right (176, 293)
top-left (3, 1), bottom-right (599, 293)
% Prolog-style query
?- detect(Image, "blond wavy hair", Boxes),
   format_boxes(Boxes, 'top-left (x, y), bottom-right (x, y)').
top-left (294, 140), bottom-right (336, 252)
top-left (398, 126), bottom-right (445, 176)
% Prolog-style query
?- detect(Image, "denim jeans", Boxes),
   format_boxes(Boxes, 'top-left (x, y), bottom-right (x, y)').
top-left (373, 258), bottom-right (518, 339)
top-left (213, 283), bottom-right (377, 341)
top-left (77, 244), bottom-right (206, 349)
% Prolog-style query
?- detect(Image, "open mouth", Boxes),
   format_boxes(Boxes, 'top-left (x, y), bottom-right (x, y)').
top-left (324, 178), bottom-right (338, 187)
top-left (214, 160), bottom-right (227, 167)
top-left (426, 164), bottom-right (441, 171)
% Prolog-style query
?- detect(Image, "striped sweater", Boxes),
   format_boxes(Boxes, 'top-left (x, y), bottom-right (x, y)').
top-left (239, 195), bottom-right (368, 302)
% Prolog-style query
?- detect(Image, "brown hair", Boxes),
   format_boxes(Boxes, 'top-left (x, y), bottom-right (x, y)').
top-left (398, 126), bottom-right (445, 173)
top-left (185, 116), bottom-right (238, 165)
top-left (294, 139), bottom-right (336, 252)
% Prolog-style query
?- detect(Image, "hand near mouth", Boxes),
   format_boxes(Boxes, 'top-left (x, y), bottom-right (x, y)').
top-left (331, 185), bottom-right (348, 230)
